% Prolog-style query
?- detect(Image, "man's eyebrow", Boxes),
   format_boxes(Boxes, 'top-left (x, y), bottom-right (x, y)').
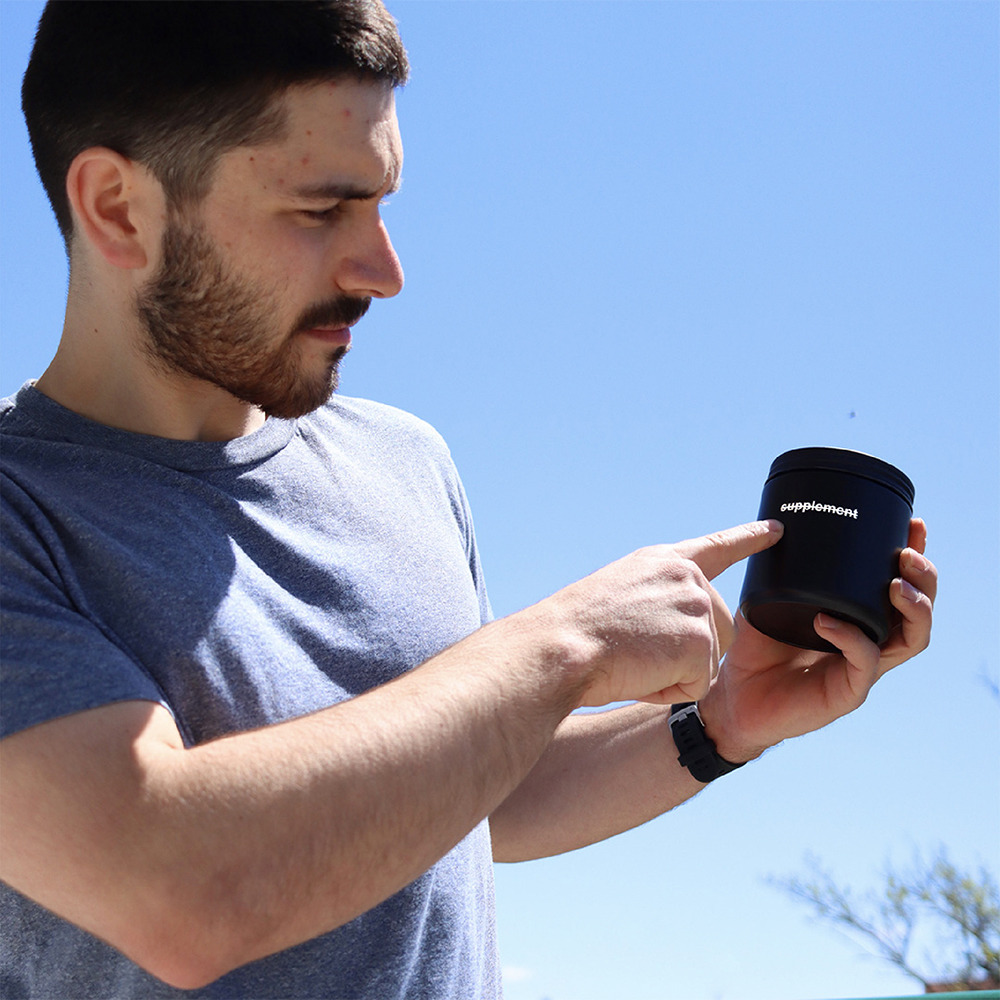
top-left (290, 175), bottom-right (402, 202)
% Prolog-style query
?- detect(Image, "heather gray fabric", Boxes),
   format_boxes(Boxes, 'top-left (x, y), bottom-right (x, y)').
top-left (0, 384), bottom-right (499, 999)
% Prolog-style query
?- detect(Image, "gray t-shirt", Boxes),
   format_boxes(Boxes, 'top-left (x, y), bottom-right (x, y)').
top-left (0, 384), bottom-right (499, 999)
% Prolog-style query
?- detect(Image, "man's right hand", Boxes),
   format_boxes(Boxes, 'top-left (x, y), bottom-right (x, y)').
top-left (534, 519), bottom-right (784, 709)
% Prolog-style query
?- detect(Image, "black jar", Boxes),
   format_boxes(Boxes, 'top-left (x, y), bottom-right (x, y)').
top-left (738, 447), bottom-right (914, 652)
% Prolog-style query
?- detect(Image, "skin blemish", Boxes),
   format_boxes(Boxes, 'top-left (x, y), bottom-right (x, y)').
top-left (301, 157), bottom-right (310, 166)
top-left (343, 109), bottom-right (352, 119)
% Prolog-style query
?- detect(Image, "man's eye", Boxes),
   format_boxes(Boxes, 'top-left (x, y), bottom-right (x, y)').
top-left (301, 205), bottom-right (342, 223)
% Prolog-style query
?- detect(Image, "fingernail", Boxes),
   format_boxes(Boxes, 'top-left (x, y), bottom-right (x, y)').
top-left (899, 578), bottom-right (922, 603)
top-left (907, 551), bottom-right (930, 573)
top-left (816, 613), bottom-right (841, 629)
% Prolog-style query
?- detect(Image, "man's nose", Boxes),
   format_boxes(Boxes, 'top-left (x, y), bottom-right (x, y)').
top-left (335, 218), bottom-right (404, 300)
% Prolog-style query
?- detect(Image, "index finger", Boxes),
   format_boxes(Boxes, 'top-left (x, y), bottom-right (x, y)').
top-left (672, 520), bottom-right (784, 580)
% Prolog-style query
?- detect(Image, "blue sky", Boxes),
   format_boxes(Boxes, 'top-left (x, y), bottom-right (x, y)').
top-left (1, 2), bottom-right (997, 998)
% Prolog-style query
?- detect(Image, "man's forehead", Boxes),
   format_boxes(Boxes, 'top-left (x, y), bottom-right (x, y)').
top-left (281, 78), bottom-right (400, 143)
top-left (203, 78), bottom-right (402, 210)
top-left (260, 79), bottom-right (402, 177)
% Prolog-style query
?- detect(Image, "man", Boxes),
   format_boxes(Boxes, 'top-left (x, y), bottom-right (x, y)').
top-left (0, 3), bottom-right (937, 998)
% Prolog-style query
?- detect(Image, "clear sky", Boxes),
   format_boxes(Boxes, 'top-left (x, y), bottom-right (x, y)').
top-left (1, 2), bottom-right (998, 999)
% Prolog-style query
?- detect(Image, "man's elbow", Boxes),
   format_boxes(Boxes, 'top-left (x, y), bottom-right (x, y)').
top-left (117, 912), bottom-right (248, 990)
top-left (110, 880), bottom-right (286, 990)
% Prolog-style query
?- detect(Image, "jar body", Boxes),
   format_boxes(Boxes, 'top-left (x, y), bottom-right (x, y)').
top-left (738, 450), bottom-right (913, 652)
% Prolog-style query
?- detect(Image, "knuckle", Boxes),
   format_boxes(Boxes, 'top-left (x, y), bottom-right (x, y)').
top-left (633, 543), bottom-right (674, 562)
top-left (658, 554), bottom-right (707, 591)
top-left (671, 572), bottom-right (714, 613)
top-left (701, 529), bottom-right (730, 551)
top-left (916, 626), bottom-right (932, 653)
top-left (693, 672), bottom-right (712, 698)
top-left (680, 589), bottom-right (714, 621)
top-left (669, 613), bottom-right (715, 656)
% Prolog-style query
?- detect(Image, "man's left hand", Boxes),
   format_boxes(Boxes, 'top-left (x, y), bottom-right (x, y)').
top-left (701, 518), bottom-right (937, 763)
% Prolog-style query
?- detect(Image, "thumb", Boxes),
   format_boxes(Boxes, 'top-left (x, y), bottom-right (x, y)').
top-left (672, 520), bottom-right (784, 581)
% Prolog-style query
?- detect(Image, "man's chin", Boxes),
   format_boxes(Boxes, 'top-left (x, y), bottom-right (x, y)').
top-left (257, 349), bottom-right (346, 419)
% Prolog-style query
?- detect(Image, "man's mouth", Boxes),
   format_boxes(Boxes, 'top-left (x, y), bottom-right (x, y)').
top-left (293, 295), bottom-right (370, 349)
top-left (299, 325), bottom-right (352, 347)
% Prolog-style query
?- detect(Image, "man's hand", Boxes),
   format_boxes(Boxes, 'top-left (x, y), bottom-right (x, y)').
top-left (492, 518), bottom-right (935, 862)
top-left (537, 519), bottom-right (785, 709)
top-left (702, 518), bottom-right (937, 762)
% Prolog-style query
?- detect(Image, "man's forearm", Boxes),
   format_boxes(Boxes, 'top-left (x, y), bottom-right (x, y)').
top-left (1, 613), bottom-right (583, 989)
top-left (490, 702), bottom-right (707, 862)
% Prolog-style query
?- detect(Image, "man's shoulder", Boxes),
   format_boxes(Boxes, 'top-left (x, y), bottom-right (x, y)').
top-left (0, 387), bottom-right (58, 487)
top-left (307, 394), bottom-right (451, 455)
top-left (0, 385), bottom-right (34, 435)
top-left (319, 394), bottom-right (439, 432)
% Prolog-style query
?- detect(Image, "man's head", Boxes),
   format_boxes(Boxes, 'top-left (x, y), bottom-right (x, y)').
top-left (21, 0), bottom-right (409, 244)
top-left (23, 3), bottom-right (408, 425)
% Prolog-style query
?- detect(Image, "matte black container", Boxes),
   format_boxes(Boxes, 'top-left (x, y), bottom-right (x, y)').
top-left (739, 447), bottom-right (914, 652)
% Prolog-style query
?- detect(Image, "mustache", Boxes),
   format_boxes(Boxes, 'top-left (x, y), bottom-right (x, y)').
top-left (294, 295), bottom-right (371, 334)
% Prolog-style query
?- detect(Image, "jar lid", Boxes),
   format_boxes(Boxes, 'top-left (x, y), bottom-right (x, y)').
top-left (767, 447), bottom-right (915, 506)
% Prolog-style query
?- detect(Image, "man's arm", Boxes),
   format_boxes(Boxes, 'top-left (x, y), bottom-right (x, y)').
top-left (0, 521), bottom-right (780, 990)
top-left (490, 519), bottom-right (936, 862)
top-left (489, 701), bottom-right (698, 863)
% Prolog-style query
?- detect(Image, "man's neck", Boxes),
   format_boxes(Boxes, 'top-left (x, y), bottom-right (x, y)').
top-left (36, 309), bottom-right (267, 443)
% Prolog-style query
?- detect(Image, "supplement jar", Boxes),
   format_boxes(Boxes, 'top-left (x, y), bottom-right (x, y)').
top-left (738, 447), bottom-right (914, 652)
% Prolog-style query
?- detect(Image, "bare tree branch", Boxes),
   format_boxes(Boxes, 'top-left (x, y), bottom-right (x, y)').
top-left (769, 847), bottom-right (1000, 991)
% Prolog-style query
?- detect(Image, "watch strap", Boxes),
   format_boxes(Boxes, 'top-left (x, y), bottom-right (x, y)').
top-left (668, 702), bottom-right (746, 783)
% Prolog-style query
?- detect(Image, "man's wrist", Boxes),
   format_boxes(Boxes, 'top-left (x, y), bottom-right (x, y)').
top-left (695, 687), bottom-right (769, 766)
top-left (667, 702), bottom-right (746, 784)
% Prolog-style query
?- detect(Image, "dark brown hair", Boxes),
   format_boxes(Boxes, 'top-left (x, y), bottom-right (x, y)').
top-left (21, 1), bottom-right (409, 242)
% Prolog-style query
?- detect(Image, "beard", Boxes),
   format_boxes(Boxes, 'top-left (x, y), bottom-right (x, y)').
top-left (136, 218), bottom-right (370, 419)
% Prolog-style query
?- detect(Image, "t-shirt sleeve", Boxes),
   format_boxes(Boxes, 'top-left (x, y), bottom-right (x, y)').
top-left (428, 431), bottom-right (493, 629)
top-left (454, 472), bottom-right (493, 627)
top-left (1, 483), bottom-right (168, 739)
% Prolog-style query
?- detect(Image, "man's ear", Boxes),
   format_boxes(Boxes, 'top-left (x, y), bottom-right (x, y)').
top-left (65, 148), bottom-right (164, 270)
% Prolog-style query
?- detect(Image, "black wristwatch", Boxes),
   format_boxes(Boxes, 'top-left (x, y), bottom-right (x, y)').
top-left (668, 702), bottom-right (746, 784)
